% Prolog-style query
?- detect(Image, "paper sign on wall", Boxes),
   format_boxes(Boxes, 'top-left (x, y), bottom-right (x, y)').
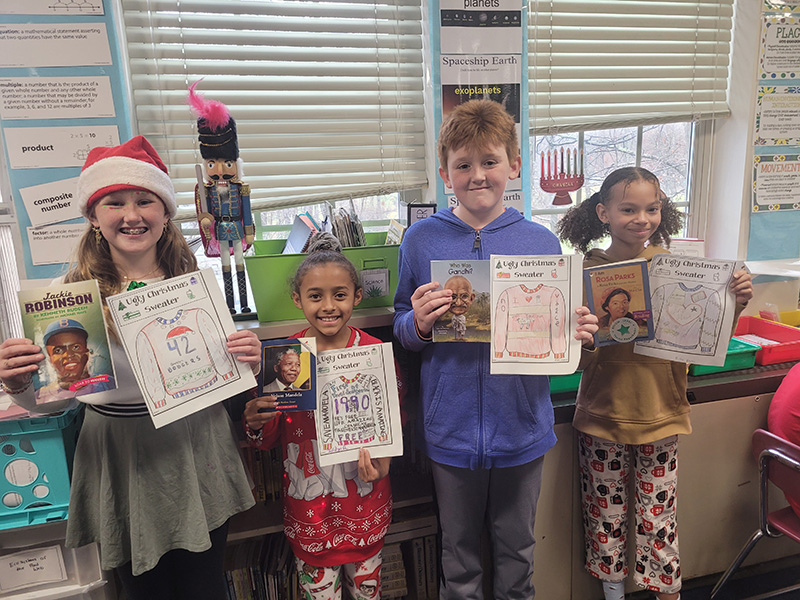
top-left (26, 224), bottom-right (85, 265)
top-left (0, 0), bottom-right (103, 15)
top-left (753, 154), bottom-right (800, 211)
top-left (439, 0), bottom-right (523, 54)
top-left (4, 125), bottom-right (119, 169)
top-left (0, 76), bottom-right (115, 120)
top-left (0, 24), bottom-right (111, 68)
top-left (20, 177), bottom-right (81, 228)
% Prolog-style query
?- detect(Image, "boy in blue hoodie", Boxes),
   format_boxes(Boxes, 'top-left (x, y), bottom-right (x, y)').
top-left (393, 99), bottom-right (597, 599)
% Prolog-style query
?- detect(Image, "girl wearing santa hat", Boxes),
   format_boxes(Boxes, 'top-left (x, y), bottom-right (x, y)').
top-left (0, 136), bottom-right (259, 600)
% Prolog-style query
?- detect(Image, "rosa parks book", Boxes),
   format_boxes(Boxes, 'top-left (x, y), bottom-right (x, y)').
top-left (430, 260), bottom-right (491, 342)
top-left (18, 279), bottom-right (116, 403)
top-left (584, 259), bottom-right (654, 346)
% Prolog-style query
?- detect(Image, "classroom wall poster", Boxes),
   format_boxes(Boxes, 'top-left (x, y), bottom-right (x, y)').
top-left (0, 1), bottom-right (134, 281)
top-left (752, 11), bottom-right (800, 213)
top-left (0, 76), bottom-right (115, 121)
top-left (440, 53), bottom-right (524, 213)
top-left (752, 154), bottom-right (800, 211)
top-left (439, 0), bottom-right (523, 55)
top-left (4, 125), bottom-right (119, 169)
top-left (433, 0), bottom-right (528, 215)
top-left (26, 223), bottom-right (84, 265)
top-left (0, 0), bottom-right (103, 15)
top-left (0, 23), bottom-right (111, 68)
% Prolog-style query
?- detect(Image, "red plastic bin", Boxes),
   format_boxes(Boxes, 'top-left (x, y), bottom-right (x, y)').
top-left (734, 316), bottom-right (800, 365)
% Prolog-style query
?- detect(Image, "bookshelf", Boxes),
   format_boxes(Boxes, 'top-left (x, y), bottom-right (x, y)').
top-left (225, 317), bottom-right (439, 599)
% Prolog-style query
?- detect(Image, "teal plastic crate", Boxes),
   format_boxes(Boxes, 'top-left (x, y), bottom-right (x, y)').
top-left (688, 337), bottom-right (761, 376)
top-left (0, 407), bottom-right (82, 530)
top-left (245, 232), bottom-right (399, 322)
top-left (549, 371), bottom-right (582, 394)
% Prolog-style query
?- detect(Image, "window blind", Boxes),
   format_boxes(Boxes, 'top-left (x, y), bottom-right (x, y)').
top-left (529, 0), bottom-right (734, 135)
top-left (0, 224), bottom-right (22, 340)
top-left (120, 0), bottom-right (426, 222)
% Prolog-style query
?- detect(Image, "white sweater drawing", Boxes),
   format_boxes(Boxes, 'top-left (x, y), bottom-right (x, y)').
top-left (650, 283), bottom-right (722, 352)
top-left (135, 308), bottom-right (234, 409)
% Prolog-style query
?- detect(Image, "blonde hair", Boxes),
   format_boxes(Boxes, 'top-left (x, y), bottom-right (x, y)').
top-left (437, 99), bottom-right (519, 170)
top-left (64, 221), bottom-right (197, 337)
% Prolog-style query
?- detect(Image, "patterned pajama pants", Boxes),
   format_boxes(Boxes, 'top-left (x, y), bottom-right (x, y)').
top-left (296, 550), bottom-right (382, 600)
top-left (578, 433), bottom-right (681, 595)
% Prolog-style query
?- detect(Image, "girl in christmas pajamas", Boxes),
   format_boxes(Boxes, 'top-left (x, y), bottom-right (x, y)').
top-left (557, 167), bottom-right (752, 600)
top-left (243, 234), bottom-right (403, 600)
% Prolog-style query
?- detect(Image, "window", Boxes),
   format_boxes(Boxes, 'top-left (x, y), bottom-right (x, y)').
top-left (527, 0), bottom-right (733, 240)
top-left (120, 0), bottom-right (426, 232)
top-left (531, 122), bottom-right (693, 235)
top-left (0, 221), bottom-right (22, 340)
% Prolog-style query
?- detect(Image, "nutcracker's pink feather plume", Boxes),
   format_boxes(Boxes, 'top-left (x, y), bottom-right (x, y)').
top-left (188, 81), bottom-right (230, 131)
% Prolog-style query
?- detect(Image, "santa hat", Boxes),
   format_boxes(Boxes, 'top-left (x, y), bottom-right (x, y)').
top-left (76, 135), bottom-right (176, 218)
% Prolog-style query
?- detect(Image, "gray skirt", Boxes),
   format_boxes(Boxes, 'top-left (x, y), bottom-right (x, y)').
top-left (65, 403), bottom-right (255, 576)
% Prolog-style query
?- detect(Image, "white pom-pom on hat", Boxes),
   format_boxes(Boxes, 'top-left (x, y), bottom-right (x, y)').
top-left (76, 135), bottom-right (176, 218)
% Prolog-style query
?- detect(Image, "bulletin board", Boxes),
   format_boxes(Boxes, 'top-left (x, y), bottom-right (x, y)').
top-left (749, 2), bottom-right (800, 261)
top-left (0, 0), bottom-right (133, 280)
top-left (430, 0), bottom-right (530, 217)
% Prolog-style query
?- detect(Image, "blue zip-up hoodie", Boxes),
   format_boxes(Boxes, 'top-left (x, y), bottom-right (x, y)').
top-left (393, 208), bottom-right (562, 469)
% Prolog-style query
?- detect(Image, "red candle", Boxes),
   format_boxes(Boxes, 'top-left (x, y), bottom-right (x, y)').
top-left (541, 152), bottom-right (545, 178)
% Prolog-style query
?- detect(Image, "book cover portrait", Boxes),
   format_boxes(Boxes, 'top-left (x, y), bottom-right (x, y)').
top-left (584, 260), bottom-right (654, 346)
top-left (18, 279), bottom-right (116, 405)
top-left (431, 260), bottom-right (492, 343)
top-left (258, 337), bottom-right (317, 411)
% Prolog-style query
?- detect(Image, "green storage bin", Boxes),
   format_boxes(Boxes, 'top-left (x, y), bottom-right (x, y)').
top-left (549, 371), bottom-right (582, 394)
top-left (245, 232), bottom-right (399, 322)
top-left (688, 337), bottom-right (761, 376)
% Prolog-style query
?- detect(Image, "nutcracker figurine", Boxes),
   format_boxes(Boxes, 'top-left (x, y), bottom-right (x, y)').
top-left (188, 82), bottom-right (254, 313)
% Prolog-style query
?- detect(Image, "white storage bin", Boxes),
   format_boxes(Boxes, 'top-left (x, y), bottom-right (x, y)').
top-left (0, 540), bottom-right (109, 600)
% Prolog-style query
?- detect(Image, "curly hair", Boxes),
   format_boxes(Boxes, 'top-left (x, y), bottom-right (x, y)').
top-left (556, 166), bottom-right (684, 253)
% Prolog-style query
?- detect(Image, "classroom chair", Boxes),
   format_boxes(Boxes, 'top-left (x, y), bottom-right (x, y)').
top-left (710, 429), bottom-right (800, 599)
